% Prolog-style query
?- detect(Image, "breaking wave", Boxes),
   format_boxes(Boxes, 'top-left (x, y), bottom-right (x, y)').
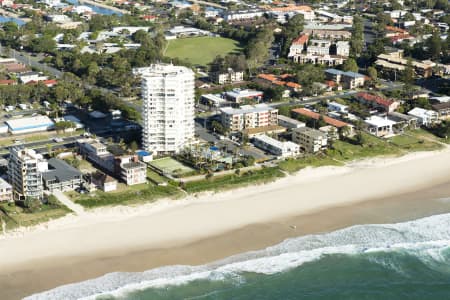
top-left (25, 213), bottom-right (450, 300)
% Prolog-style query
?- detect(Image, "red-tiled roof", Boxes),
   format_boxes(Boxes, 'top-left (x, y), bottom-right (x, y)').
top-left (258, 73), bottom-right (277, 81)
top-left (356, 92), bottom-right (394, 108)
top-left (325, 80), bottom-right (337, 87)
top-left (386, 26), bottom-right (407, 33)
top-left (286, 82), bottom-right (301, 88)
top-left (292, 34), bottom-right (309, 45)
top-left (0, 79), bottom-right (16, 85)
top-left (292, 108), bottom-right (349, 128)
top-left (43, 79), bottom-right (57, 86)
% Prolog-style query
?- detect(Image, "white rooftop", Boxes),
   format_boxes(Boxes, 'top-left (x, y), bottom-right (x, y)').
top-left (365, 116), bottom-right (397, 127)
top-left (6, 115), bottom-right (54, 131)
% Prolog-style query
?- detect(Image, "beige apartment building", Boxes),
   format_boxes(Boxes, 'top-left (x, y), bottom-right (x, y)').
top-left (220, 104), bottom-right (278, 132)
top-left (292, 127), bottom-right (328, 153)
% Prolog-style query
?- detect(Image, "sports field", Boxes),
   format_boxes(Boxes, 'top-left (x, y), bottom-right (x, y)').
top-left (150, 157), bottom-right (194, 176)
top-left (164, 36), bottom-right (242, 66)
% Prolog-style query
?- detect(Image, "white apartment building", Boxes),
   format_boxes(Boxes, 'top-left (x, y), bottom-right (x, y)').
top-left (307, 40), bottom-right (331, 56)
top-left (336, 41), bottom-right (350, 57)
top-left (220, 104), bottom-right (278, 132)
top-left (135, 64), bottom-right (195, 155)
top-left (8, 147), bottom-right (47, 201)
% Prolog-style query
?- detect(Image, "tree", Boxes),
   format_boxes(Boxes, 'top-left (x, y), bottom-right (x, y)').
top-left (367, 66), bottom-right (378, 81)
top-left (350, 16), bottom-right (364, 57)
top-left (129, 140), bottom-right (138, 152)
top-left (281, 14), bottom-right (304, 56)
top-left (342, 58), bottom-right (359, 72)
top-left (401, 58), bottom-right (415, 85)
top-left (355, 131), bottom-right (366, 145)
top-left (428, 31), bottom-right (442, 60)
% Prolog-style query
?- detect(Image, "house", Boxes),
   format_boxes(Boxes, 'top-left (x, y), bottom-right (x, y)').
top-left (220, 104), bottom-right (278, 131)
top-left (252, 135), bottom-right (300, 158)
top-left (432, 102), bottom-right (450, 119)
top-left (19, 71), bottom-right (43, 84)
top-left (355, 92), bottom-right (400, 112)
top-left (388, 112), bottom-right (418, 131)
top-left (364, 116), bottom-right (396, 137)
top-left (223, 89), bottom-right (263, 103)
top-left (211, 68), bottom-right (244, 85)
top-left (408, 107), bottom-right (439, 127)
top-left (91, 171), bottom-right (117, 192)
top-left (288, 34), bottom-right (309, 57)
top-left (292, 127), bottom-right (328, 153)
top-left (328, 101), bottom-right (349, 113)
top-left (256, 73), bottom-right (301, 94)
top-left (292, 108), bottom-right (352, 130)
top-left (41, 158), bottom-right (82, 192)
top-left (277, 115), bottom-right (306, 129)
top-left (115, 155), bottom-right (147, 185)
top-left (0, 177), bottom-right (12, 202)
top-left (77, 138), bottom-right (115, 173)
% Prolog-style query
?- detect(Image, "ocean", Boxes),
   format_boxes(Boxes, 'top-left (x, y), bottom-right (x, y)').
top-left (26, 213), bottom-right (450, 300)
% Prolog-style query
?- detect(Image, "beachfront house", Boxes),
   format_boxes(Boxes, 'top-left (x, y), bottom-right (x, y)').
top-left (364, 116), bottom-right (396, 137)
top-left (407, 107), bottom-right (439, 127)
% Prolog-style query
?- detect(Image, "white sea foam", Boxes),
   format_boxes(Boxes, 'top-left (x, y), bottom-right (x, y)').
top-left (25, 213), bottom-right (450, 300)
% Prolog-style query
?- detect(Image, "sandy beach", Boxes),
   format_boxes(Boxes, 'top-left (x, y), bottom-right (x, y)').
top-left (1, 148), bottom-right (450, 299)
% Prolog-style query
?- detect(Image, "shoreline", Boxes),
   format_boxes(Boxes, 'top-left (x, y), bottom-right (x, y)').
top-left (1, 148), bottom-right (450, 298)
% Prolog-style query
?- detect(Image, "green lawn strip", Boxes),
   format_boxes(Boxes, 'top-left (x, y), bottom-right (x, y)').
top-left (389, 133), bottom-right (443, 152)
top-left (74, 184), bottom-right (182, 208)
top-left (327, 133), bottom-right (402, 161)
top-left (182, 167), bottom-right (285, 194)
top-left (164, 37), bottom-right (242, 66)
top-left (146, 168), bottom-right (167, 185)
top-left (278, 155), bottom-right (343, 174)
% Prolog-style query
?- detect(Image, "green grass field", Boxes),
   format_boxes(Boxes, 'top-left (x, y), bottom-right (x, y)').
top-left (164, 37), bottom-right (242, 66)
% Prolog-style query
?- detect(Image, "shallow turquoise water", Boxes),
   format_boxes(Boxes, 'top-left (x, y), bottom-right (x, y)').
top-left (27, 213), bottom-right (450, 300)
top-left (121, 249), bottom-right (450, 300)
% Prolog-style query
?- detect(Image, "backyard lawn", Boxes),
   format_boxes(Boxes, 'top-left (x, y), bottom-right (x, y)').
top-left (164, 37), bottom-right (242, 66)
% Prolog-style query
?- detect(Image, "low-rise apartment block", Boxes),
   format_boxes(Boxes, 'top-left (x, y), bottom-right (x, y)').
top-left (210, 68), bottom-right (244, 85)
top-left (292, 127), bottom-right (328, 153)
top-left (220, 104), bottom-right (278, 132)
top-left (277, 115), bottom-right (306, 129)
top-left (252, 135), bottom-right (300, 158)
top-left (42, 158), bottom-right (83, 193)
top-left (116, 155), bottom-right (147, 185)
top-left (325, 69), bottom-right (365, 89)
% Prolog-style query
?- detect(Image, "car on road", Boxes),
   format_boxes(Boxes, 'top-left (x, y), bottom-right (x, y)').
top-left (53, 137), bottom-right (64, 143)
